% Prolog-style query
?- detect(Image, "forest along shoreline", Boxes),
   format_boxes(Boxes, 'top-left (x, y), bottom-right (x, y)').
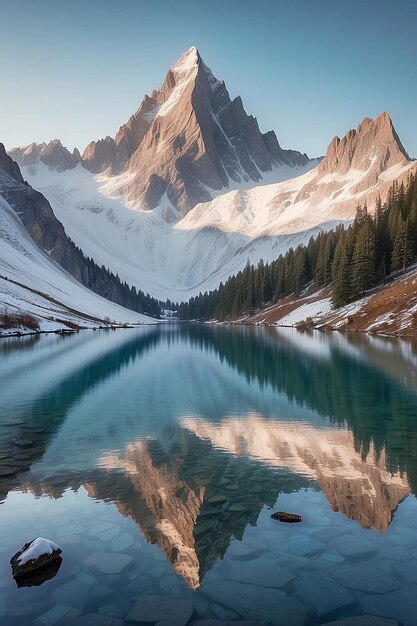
top-left (178, 174), bottom-right (417, 338)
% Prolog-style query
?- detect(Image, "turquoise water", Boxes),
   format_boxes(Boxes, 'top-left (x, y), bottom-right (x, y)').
top-left (1, 325), bottom-right (417, 625)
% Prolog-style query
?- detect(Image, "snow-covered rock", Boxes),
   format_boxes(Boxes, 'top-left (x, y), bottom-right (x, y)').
top-left (10, 537), bottom-right (62, 579)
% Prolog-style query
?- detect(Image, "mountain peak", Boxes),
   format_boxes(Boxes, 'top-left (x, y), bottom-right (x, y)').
top-left (319, 112), bottom-right (410, 177)
top-left (171, 46), bottom-right (200, 74)
top-left (80, 48), bottom-right (311, 215)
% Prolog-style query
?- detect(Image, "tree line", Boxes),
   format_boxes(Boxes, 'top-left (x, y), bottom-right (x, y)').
top-left (79, 253), bottom-right (161, 318)
top-left (178, 172), bottom-right (417, 320)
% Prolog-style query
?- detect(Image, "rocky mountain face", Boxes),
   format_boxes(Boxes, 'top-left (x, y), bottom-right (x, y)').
top-left (319, 112), bottom-right (410, 177)
top-left (293, 112), bottom-right (416, 215)
top-left (0, 143), bottom-right (24, 182)
top-left (81, 47), bottom-right (311, 216)
top-left (182, 112), bottom-right (417, 240)
top-left (0, 147), bottom-right (158, 315)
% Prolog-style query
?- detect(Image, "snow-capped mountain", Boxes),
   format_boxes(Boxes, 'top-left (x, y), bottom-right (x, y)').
top-left (7, 48), bottom-right (416, 302)
top-left (81, 46), bottom-right (312, 217)
top-left (14, 112), bottom-right (415, 301)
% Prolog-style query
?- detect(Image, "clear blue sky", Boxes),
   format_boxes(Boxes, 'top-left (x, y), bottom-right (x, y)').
top-left (1, 0), bottom-right (416, 158)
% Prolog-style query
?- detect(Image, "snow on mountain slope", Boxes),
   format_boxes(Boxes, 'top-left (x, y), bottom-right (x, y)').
top-left (0, 193), bottom-right (153, 331)
top-left (19, 113), bottom-right (415, 301)
top-left (20, 162), bottom-right (326, 301)
top-left (179, 113), bottom-right (417, 238)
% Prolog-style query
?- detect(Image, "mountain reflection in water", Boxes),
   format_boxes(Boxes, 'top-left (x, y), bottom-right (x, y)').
top-left (1, 325), bottom-right (417, 592)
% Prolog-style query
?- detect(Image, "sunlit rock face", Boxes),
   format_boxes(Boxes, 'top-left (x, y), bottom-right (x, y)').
top-left (181, 415), bottom-right (410, 532)
top-left (80, 47), bottom-right (311, 217)
top-left (99, 441), bottom-right (205, 589)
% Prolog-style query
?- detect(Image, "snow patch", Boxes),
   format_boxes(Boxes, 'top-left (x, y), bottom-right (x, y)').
top-left (17, 538), bottom-right (60, 565)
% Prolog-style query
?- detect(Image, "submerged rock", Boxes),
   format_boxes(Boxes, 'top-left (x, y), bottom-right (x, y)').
top-left (271, 511), bottom-right (302, 523)
top-left (10, 537), bottom-right (62, 581)
top-left (322, 617), bottom-right (400, 626)
top-left (126, 596), bottom-right (194, 625)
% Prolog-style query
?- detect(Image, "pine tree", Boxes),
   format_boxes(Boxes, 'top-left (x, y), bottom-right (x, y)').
top-left (351, 221), bottom-right (376, 297)
top-left (331, 236), bottom-right (350, 307)
top-left (392, 215), bottom-right (414, 272)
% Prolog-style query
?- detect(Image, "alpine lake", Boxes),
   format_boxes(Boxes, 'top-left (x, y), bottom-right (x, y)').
top-left (1, 325), bottom-right (417, 626)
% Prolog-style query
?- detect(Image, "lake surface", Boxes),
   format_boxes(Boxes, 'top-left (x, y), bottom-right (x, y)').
top-left (1, 325), bottom-right (417, 625)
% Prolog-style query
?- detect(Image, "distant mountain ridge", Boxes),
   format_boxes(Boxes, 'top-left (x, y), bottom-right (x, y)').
top-left (9, 139), bottom-right (80, 172)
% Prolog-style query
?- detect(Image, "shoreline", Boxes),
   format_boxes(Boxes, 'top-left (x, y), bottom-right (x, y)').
top-left (0, 321), bottom-right (161, 340)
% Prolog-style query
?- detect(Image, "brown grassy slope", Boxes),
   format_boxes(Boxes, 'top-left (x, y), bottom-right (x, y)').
top-left (239, 268), bottom-right (417, 337)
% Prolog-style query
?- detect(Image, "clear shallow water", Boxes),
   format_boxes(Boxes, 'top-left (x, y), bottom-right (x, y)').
top-left (0, 326), bottom-right (417, 625)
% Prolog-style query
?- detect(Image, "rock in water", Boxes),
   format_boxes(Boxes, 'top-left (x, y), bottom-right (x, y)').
top-left (271, 511), bottom-right (302, 523)
top-left (10, 537), bottom-right (62, 580)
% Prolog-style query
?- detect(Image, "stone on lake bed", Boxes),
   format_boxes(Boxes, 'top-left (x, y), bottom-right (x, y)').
top-left (206, 495), bottom-right (228, 505)
top-left (109, 532), bottom-right (135, 552)
top-left (294, 573), bottom-right (356, 619)
top-left (271, 511), bottom-right (302, 523)
top-left (126, 596), bottom-right (194, 625)
top-left (69, 614), bottom-right (124, 625)
top-left (34, 604), bottom-right (81, 625)
top-left (229, 559), bottom-right (295, 588)
top-left (13, 439), bottom-right (34, 448)
top-left (0, 466), bottom-right (16, 477)
top-left (84, 552), bottom-right (133, 574)
top-left (322, 616), bottom-right (400, 626)
top-left (10, 537), bottom-right (62, 580)
top-left (189, 619), bottom-right (268, 626)
top-left (202, 580), bottom-right (308, 625)
top-left (330, 562), bottom-right (401, 594)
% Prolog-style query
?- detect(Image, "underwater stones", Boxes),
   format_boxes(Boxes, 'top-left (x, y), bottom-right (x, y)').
top-left (322, 617), bottom-right (400, 626)
top-left (0, 467), bottom-right (15, 477)
top-left (294, 574), bottom-right (356, 620)
top-left (335, 538), bottom-right (377, 561)
top-left (202, 581), bottom-right (308, 625)
top-left (86, 520), bottom-right (118, 536)
top-left (83, 552), bottom-right (133, 574)
top-left (330, 562), bottom-right (401, 594)
top-left (10, 537), bottom-right (62, 580)
top-left (227, 503), bottom-right (247, 512)
top-left (319, 552), bottom-right (345, 565)
top-left (206, 495), bottom-right (228, 505)
top-left (52, 573), bottom-right (96, 610)
top-left (194, 519), bottom-right (217, 536)
top-left (392, 559), bottom-right (417, 585)
top-left (311, 526), bottom-right (349, 541)
top-left (98, 603), bottom-right (124, 619)
top-left (227, 542), bottom-right (259, 560)
top-left (13, 438), bottom-right (34, 448)
top-left (271, 511), bottom-right (302, 523)
top-left (289, 533), bottom-right (325, 557)
top-left (199, 506), bottom-right (222, 518)
top-left (229, 560), bottom-right (295, 588)
top-left (70, 614), bottom-right (124, 625)
top-left (126, 596), bottom-right (194, 625)
top-left (34, 604), bottom-right (81, 625)
top-left (109, 532), bottom-right (135, 552)
top-left (190, 622), bottom-right (269, 626)
top-left (210, 602), bottom-right (240, 620)
top-left (357, 587), bottom-right (417, 626)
